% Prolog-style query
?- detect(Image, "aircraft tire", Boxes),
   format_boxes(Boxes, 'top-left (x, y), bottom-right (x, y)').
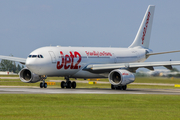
top-left (122, 85), bottom-right (127, 90)
top-left (71, 81), bottom-right (76, 89)
top-left (111, 84), bottom-right (115, 89)
top-left (61, 81), bottom-right (65, 88)
top-left (117, 86), bottom-right (122, 90)
top-left (66, 81), bottom-right (71, 88)
top-left (40, 82), bottom-right (43, 88)
top-left (44, 83), bottom-right (47, 88)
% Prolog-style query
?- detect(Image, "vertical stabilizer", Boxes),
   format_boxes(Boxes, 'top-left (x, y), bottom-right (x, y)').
top-left (129, 5), bottom-right (155, 49)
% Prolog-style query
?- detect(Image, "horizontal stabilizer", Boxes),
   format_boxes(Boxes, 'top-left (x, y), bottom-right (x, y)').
top-left (147, 50), bottom-right (180, 56)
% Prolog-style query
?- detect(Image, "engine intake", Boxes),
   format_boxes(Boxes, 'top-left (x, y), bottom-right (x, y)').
top-left (108, 69), bottom-right (135, 86)
top-left (19, 68), bottom-right (42, 83)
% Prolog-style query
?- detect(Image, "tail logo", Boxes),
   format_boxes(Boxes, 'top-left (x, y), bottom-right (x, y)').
top-left (142, 12), bottom-right (151, 44)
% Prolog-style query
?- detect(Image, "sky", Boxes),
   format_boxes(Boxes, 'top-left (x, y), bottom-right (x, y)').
top-left (1, 0), bottom-right (180, 69)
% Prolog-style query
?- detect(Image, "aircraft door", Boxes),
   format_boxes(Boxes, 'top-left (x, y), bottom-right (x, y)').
top-left (112, 53), bottom-right (117, 63)
top-left (49, 51), bottom-right (56, 63)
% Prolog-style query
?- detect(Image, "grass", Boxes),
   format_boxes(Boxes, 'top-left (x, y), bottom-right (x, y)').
top-left (1, 75), bottom-right (180, 89)
top-left (128, 84), bottom-right (177, 89)
top-left (0, 75), bottom-right (19, 77)
top-left (0, 76), bottom-right (180, 119)
top-left (0, 94), bottom-right (180, 120)
top-left (135, 77), bottom-right (180, 84)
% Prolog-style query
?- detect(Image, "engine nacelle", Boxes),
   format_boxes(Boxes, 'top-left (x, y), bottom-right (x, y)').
top-left (108, 69), bottom-right (135, 86)
top-left (19, 68), bottom-right (42, 83)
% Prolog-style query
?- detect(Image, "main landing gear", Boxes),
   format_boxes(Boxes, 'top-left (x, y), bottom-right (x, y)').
top-left (111, 85), bottom-right (127, 90)
top-left (61, 77), bottom-right (76, 89)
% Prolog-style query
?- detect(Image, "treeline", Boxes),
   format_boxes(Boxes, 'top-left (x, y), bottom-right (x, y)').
top-left (135, 68), bottom-right (180, 78)
top-left (0, 59), bottom-right (24, 73)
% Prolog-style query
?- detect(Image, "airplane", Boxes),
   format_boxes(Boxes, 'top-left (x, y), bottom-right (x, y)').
top-left (1, 5), bottom-right (180, 90)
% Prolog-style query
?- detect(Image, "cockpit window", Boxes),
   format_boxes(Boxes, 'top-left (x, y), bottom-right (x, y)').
top-left (32, 55), bottom-right (37, 58)
top-left (28, 54), bottom-right (44, 58)
top-left (40, 55), bottom-right (43, 58)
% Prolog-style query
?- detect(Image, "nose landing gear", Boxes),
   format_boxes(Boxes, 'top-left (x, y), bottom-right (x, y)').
top-left (40, 82), bottom-right (47, 88)
top-left (39, 76), bottom-right (47, 88)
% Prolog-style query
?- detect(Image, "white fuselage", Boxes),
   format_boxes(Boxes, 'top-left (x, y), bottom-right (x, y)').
top-left (26, 46), bottom-right (148, 78)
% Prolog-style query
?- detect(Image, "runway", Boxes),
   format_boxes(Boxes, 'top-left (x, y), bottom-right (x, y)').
top-left (0, 87), bottom-right (180, 95)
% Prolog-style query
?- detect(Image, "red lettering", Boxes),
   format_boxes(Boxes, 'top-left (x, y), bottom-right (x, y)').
top-left (142, 12), bottom-right (151, 44)
top-left (74, 51), bottom-right (81, 69)
top-left (70, 51), bottom-right (74, 69)
top-left (60, 51), bottom-right (63, 55)
top-left (85, 51), bottom-right (112, 57)
top-left (56, 51), bottom-right (82, 70)
top-left (57, 61), bottom-right (64, 69)
top-left (122, 73), bottom-right (128, 75)
top-left (64, 55), bottom-right (71, 69)
top-left (57, 51), bottom-right (64, 69)
top-left (85, 51), bottom-right (89, 56)
top-left (100, 52), bottom-right (104, 56)
top-left (107, 53), bottom-right (112, 56)
top-left (90, 52), bottom-right (93, 56)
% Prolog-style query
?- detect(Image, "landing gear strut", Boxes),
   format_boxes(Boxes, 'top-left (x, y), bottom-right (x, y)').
top-left (111, 85), bottom-right (127, 90)
top-left (61, 77), bottom-right (76, 89)
top-left (40, 76), bottom-right (47, 88)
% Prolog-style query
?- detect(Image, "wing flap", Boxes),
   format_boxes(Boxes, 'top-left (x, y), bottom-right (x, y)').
top-left (164, 65), bottom-right (173, 70)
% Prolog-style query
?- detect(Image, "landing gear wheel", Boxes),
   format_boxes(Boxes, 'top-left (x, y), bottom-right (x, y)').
top-left (117, 86), bottom-right (122, 90)
top-left (71, 81), bottom-right (76, 89)
top-left (61, 81), bottom-right (65, 88)
top-left (111, 85), bottom-right (125, 90)
top-left (122, 85), bottom-right (127, 90)
top-left (40, 82), bottom-right (47, 88)
top-left (40, 82), bottom-right (43, 88)
top-left (66, 81), bottom-right (71, 88)
top-left (44, 83), bottom-right (47, 88)
top-left (39, 76), bottom-right (48, 88)
top-left (111, 84), bottom-right (115, 89)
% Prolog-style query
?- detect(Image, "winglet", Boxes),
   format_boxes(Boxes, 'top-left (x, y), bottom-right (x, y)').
top-left (129, 5), bottom-right (155, 49)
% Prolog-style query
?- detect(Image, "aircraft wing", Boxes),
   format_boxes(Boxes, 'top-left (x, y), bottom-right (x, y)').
top-left (83, 61), bottom-right (180, 73)
top-left (0, 55), bottom-right (26, 64)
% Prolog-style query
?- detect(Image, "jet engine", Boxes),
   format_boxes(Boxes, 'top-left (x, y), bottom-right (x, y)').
top-left (108, 69), bottom-right (135, 86)
top-left (19, 68), bottom-right (42, 83)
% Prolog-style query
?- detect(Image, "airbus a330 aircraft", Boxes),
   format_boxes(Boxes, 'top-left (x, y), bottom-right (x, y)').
top-left (1, 5), bottom-right (180, 90)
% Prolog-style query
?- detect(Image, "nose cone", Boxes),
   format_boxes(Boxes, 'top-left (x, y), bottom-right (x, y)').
top-left (26, 58), bottom-right (34, 67)
top-left (26, 58), bottom-right (39, 73)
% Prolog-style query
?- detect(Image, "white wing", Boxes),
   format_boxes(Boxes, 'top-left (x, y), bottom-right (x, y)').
top-left (0, 55), bottom-right (26, 64)
top-left (84, 61), bottom-right (180, 73)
